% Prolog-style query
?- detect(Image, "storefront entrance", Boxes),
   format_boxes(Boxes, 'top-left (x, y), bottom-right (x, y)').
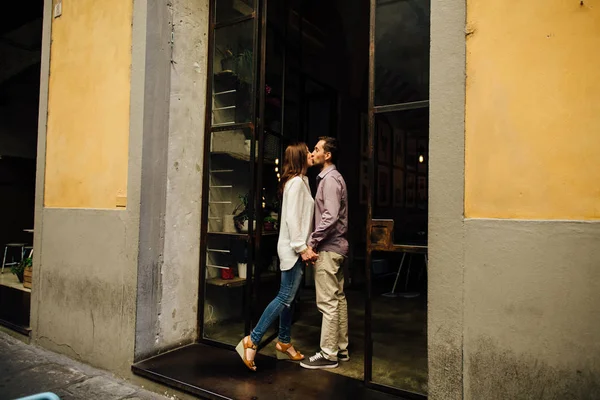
top-left (135, 0), bottom-right (430, 398)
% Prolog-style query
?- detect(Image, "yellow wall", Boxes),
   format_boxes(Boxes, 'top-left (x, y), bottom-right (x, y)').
top-left (45, 0), bottom-right (132, 208)
top-left (465, 0), bottom-right (600, 220)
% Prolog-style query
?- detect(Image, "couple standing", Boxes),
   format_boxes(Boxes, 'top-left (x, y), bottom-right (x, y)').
top-left (236, 136), bottom-right (349, 371)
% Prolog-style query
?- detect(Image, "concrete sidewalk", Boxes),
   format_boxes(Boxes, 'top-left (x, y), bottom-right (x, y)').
top-left (0, 331), bottom-right (181, 400)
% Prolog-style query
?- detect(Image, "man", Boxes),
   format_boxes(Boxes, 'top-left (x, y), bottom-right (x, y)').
top-left (300, 136), bottom-right (349, 370)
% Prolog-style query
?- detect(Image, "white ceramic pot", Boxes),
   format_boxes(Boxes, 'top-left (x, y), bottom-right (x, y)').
top-left (237, 263), bottom-right (247, 279)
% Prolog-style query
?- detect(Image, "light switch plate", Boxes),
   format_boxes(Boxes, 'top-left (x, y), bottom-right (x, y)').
top-left (54, 0), bottom-right (62, 18)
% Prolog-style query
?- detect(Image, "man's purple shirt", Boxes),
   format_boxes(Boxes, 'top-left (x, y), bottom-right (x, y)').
top-left (308, 165), bottom-right (349, 257)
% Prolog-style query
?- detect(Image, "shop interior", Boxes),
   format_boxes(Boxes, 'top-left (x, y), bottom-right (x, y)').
top-left (0, 2), bottom-right (43, 333)
top-left (198, 0), bottom-right (430, 397)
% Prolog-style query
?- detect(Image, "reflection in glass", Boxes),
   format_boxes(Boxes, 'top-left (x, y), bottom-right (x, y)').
top-left (265, 28), bottom-right (284, 134)
top-left (371, 250), bottom-right (428, 394)
top-left (373, 108), bottom-right (428, 245)
top-left (203, 128), bottom-right (254, 345)
top-left (203, 235), bottom-right (248, 345)
top-left (375, 0), bottom-right (430, 105)
top-left (215, 0), bottom-right (254, 24)
top-left (213, 21), bottom-right (255, 126)
top-left (250, 132), bottom-right (282, 342)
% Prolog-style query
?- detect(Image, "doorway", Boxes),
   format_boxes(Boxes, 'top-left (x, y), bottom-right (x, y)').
top-left (198, 0), bottom-right (429, 397)
top-left (0, 1), bottom-right (43, 335)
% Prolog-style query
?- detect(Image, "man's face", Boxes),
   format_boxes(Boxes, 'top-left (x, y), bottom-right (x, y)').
top-left (312, 140), bottom-right (329, 167)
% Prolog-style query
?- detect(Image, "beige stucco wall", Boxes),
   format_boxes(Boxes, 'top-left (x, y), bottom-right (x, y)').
top-left (44, 0), bottom-right (132, 208)
top-left (461, 1), bottom-right (600, 398)
top-left (465, 0), bottom-right (600, 220)
top-left (31, 0), bottom-right (143, 377)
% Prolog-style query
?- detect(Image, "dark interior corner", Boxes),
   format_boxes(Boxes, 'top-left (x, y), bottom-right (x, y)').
top-left (0, 0), bottom-right (43, 332)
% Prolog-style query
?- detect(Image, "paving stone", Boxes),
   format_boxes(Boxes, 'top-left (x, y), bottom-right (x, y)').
top-left (0, 349), bottom-right (50, 376)
top-left (0, 363), bottom-right (86, 400)
top-left (0, 332), bottom-right (170, 400)
top-left (0, 336), bottom-right (18, 354)
top-left (63, 376), bottom-right (136, 400)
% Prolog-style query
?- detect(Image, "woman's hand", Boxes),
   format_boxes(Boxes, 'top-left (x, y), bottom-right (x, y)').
top-left (301, 247), bottom-right (318, 264)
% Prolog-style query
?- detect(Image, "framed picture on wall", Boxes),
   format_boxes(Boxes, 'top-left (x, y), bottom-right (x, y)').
top-left (377, 120), bottom-right (392, 164)
top-left (393, 168), bottom-right (404, 207)
top-left (360, 113), bottom-right (369, 158)
top-left (393, 128), bottom-right (405, 168)
top-left (406, 137), bottom-right (417, 171)
top-left (377, 165), bottom-right (390, 207)
top-left (406, 172), bottom-right (416, 208)
top-left (417, 176), bottom-right (427, 209)
top-left (359, 161), bottom-right (369, 205)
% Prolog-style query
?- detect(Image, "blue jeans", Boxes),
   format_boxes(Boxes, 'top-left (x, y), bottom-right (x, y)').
top-left (250, 258), bottom-right (303, 345)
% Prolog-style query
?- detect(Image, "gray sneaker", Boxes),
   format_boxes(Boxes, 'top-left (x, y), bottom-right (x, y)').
top-left (300, 351), bottom-right (339, 369)
top-left (338, 351), bottom-right (350, 362)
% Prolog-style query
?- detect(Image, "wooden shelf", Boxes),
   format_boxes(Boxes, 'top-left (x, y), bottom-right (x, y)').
top-left (206, 276), bottom-right (247, 288)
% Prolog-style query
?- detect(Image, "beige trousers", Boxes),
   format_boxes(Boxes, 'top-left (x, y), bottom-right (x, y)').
top-left (315, 251), bottom-right (349, 361)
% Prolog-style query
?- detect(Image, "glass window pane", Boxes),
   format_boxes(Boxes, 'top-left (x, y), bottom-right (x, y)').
top-left (265, 28), bottom-right (284, 134)
top-left (373, 108), bottom-right (428, 245)
top-left (215, 0), bottom-right (254, 24)
top-left (375, 0), bottom-right (430, 105)
top-left (203, 235), bottom-right (248, 345)
top-left (213, 21), bottom-right (255, 126)
top-left (203, 128), bottom-right (254, 345)
top-left (207, 128), bottom-right (255, 234)
top-left (251, 133), bottom-right (283, 341)
top-left (371, 250), bottom-right (428, 395)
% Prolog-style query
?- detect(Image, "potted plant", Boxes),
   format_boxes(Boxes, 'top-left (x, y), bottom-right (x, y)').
top-left (23, 257), bottom-right (33, 289)
top-left (11, 257), bottom-right (31, 284)
top-left (263, 216), bottom-right (278, 231)
top-left (232, 193), bottom-right (250, 232)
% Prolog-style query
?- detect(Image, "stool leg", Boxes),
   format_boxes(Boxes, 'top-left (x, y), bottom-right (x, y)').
top-left (418, 254), bottom-right (428, 283)
top-left (390, 253), bottom-right (407, 294)
top-left (383, 253), bottom-right (407, 298)
top-left (2, 246), bottom-right (7, 274)
top-left (403, 255), bottom-right (413, 291)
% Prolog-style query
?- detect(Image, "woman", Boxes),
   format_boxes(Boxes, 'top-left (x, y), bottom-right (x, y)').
top-left (236, 143), bottom-right (315, 371)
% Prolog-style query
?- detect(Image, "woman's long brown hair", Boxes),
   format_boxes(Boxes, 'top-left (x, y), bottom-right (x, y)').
top-left (279, 142), bottom-right (308, 198)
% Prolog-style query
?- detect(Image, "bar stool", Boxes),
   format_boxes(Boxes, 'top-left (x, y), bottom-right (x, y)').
top-left (22, 245), bottom-right (33, 259)
top-left (2, 243), bottom-right (25, 274)
top-left (382, 245), bottom-right (428, 298)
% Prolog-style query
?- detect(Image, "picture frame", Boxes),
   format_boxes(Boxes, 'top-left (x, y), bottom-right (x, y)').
top-left (406, 172), bottom-right (416, 208)
top-left (393, 128), bottom-right (405, 168)
top-left (360, 113), bottom-right (369, 158)
top-left (406, 137), bottom-right (417, 171)
top-left (377, 165), bottom-right (390, 207)
top-left (377, 119), bottom-right (392, 164)
top-left (359, 160), bottom-right (369, 205)
top-left (417, 176), bottom-right (427, 209)
top-left (393, 168), bottom-right (404, 207)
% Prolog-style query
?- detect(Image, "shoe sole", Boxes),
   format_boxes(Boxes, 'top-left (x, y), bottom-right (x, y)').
top-left (276, 351), bottom-right (304, 361)
top-left (338, 357), bottom-right (350, 362)
top-left (300, 362), bottom-right (339, 370)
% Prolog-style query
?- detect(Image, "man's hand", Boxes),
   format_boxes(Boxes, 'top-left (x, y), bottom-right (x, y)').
top-left (301, 247), bottom-right (318, 264)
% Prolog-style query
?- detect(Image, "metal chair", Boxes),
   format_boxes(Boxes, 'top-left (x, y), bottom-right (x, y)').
top-left (1, 243), bottom-right (25, 274)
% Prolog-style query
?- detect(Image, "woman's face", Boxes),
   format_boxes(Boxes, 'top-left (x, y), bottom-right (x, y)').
top-left (306, 146), bottom-right (314, 167)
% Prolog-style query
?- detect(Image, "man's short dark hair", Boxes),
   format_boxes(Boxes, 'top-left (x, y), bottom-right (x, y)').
top-left (319, 136), bottom-right (338, 164)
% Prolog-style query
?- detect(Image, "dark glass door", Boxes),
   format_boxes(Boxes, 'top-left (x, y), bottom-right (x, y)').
top-left (365, 0), bottom-right (430, 397)
top-left (199, 0), bottom-right (285, 349)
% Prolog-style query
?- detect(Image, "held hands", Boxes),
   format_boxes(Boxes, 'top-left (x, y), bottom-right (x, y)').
top-left (301, 247), bottom-right (319, 264)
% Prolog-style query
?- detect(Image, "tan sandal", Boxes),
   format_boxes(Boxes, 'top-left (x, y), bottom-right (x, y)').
top-left (275, 341), bottom-right (304, 361)
top-left (235, 336), bottom-right (257, 371)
